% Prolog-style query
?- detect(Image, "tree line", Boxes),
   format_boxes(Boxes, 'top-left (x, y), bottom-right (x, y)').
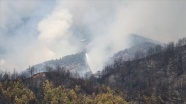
top-left (0, 65), bottom-right (127, 104)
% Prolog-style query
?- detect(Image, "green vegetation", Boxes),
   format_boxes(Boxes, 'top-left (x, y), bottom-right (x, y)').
top-left (0, 79), bottom-right (127, 104)
top-left (0, 79), bottom-right (35, 103)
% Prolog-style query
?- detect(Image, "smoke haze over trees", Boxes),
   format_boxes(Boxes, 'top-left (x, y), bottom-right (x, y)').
top-left (1, 0), bottom-right (186, 103)
top-left (0, 0), bottom-right (186, 73)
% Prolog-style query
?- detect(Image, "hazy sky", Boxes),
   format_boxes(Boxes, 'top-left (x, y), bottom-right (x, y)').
top-left (0, 0), bottom-right (186, 73)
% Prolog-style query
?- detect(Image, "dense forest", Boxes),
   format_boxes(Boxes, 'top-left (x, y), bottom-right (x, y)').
top-left (0, 69), bottom-right (127, 104)
top-left (0, 37), bottom-right (186, 104)
top-left (100, 37), bottom-right (186, 104)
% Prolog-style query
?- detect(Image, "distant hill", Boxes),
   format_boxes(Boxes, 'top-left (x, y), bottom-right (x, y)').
top-left (107, 34), bottom-right (162, 65)
top-left (112, 42), bottom-right (159, 62)
top-left (128, 34), bottom-right (161, 46)
top-left (30, 34), bottom-right (161, 78)
top-left (31, 52), bottom-right (92, 77)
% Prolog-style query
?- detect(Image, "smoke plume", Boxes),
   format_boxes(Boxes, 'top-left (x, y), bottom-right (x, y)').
top-left (0, 0), bottom-right (186, 74)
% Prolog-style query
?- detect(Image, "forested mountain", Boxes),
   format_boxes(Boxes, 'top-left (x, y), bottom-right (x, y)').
top-left (25, 34), bottom-right (160, 77)
top-left (30, 52), bottom-right (91, 77)
top-left (111, 42), bottom-right (161, 62)
top-left (31, 34), bottom-right (160, 78)
top-left (1, 0), bottom-right (186, 103)
top-left (107, 34), bottom-right (162, 66)
top-left (100, 40), bottom-right (186, 103)
top-left (1, 37), bottom-right (186, 104)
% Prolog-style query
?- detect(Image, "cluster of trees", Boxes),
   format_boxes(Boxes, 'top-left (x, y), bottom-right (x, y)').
top-left (176, 37), bottom-right (186, 47)
top-left (134, 37), bottom-right (186, 60)
top-left (0, 65), bottom-right (128, 104)
top-left (42, 80), bottom-right (127, 104)
top-left (0, 78), bottom-right (127, 104)
top-left (99, 37), bottom-right (186, 103)
top-left (0, 69), bottom-right (19, 81)
top-left (0, 79), bottom-right (35, 103)
top-left (0, 65), bottom-right (40, 82)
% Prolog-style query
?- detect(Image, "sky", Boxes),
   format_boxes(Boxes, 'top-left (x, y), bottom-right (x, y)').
top-left (0, 0), bottom-right (186, 73)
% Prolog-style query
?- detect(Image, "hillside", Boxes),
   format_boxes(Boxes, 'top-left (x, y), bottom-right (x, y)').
top-left (31, 52), bottom-right (91, 77)
top-left (100, 45), bottom-right (186, 103)
top-left (30, 34), bottom-right (160, 78)
top-left (111, 42), bottom-right (160, 62)
top-left (128, 34), bottom-right (161, 47)
top-left (106, 34), bottom-right (162, 66)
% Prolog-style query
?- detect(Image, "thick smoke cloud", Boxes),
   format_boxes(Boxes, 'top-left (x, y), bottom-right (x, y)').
top-left (0, 0), bottom-right (57, 71)
top-left (37, 2), bottom-right (80, 58)
top-left (0, 0), bottom-right (186, 73)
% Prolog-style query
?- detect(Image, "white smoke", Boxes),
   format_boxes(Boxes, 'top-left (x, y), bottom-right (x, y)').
top-left (85, 0), bottom-right (186, 73)
top-left (0, 0), bottom-right (80, 72)
top-left (37, 3), bottom-right (80, 59)
top-left (0, 0), bottom-right (40, 29)
top-left (38, 9), bottom-right (72, 43)
top-left (0, 0), bottom-right (186, 74)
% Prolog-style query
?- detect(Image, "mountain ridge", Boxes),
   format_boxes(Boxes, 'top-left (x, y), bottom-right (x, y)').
top-left (28, 34), bottom-right (161, 78)
top-left (100, 44), bottom-right (186, 103)
top-left (30, 51), bottom-right (92, 77)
